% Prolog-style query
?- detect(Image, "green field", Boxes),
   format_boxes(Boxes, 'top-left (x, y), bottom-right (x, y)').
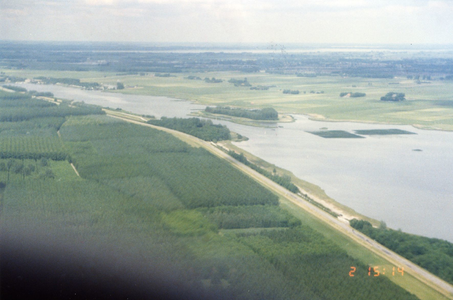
top-left (110, 72), bottom-right (453, 131)
top-left (4, 69), bottom-right (453, 130)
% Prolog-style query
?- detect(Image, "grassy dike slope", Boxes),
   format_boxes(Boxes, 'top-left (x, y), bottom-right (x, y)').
top-left (106, 111), bottom-right (452, 300)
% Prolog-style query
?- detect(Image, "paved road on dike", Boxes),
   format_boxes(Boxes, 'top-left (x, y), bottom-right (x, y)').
top-left (107, 112), bottom-right (453, 299)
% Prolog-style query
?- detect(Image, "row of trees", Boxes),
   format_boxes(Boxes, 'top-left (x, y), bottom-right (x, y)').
top-left (0, 103), bottom-right (104, 122)
top-left (147, 117), bottom-right (231, 142)
top-left (34, 76), bottom-right (100, 89)
top-left (31, 91), bottom-right (54, 98)
top-left (350, 219), bottom-right (453, 284)
top-left (380, 92), bottom-right (405, 101)
top-left (1, 97), bottom-right (54, 109)
top-left (340, 92), bottom-right (366, 97)
top-left (407, 75), bottom-right (431, 80)
top-left (228, 151), bottom-right (299, 193)
top-left (204, 77), bottom-right (223, 83)
top-left (0, 89), bottom-right (104, 123)
top-left (154, 73), bottom-right (175, 77)
top-left (201, 205), bottom-right (301, 229)
top-left (0, 117), bottom-right (66, 138)
top-left (250, 85), bottom-right (270, 90)
top-left (296, 73), bottom-right (317, 77)
top-left (0, 158), bottom-right (55, 180)
top-left (228, 78), bottom-right (251, 87)
top-left (0, 150), bottom-right (67, 161)
top-left (2, 85), bottom-right (27, 92)
top-left (205, 106), bottom-right (278, 120)
top-left (283, 89), bottom-right (300, 94)
top-left (344, 73), bottom-right (394, 79)
top-left (0, 76), bottom-right (26, 83)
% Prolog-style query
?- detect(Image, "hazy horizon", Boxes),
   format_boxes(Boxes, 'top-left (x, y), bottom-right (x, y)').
top-left (1, 0), bottom-right (453, 45)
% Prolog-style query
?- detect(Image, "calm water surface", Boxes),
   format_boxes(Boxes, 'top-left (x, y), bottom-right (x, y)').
top-left (17, 83), bottom-right (453, 242)
top-left (228, 118), bottom-right (453, 242)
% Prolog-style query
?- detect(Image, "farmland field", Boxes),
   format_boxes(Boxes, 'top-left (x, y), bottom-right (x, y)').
top-left (5, 69), bottom-right (453, 130)
top-left (0, 136), bottom-right (65, 159)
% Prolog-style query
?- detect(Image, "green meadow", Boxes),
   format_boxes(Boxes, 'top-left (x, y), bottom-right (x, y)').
top-left (4, 68), bottom-right (453, 130)
top-left (109, 72), bottom-right (453, 131)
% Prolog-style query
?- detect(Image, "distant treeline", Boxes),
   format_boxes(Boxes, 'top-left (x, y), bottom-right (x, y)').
top-left (0, 76), bottom-right (27, 83)
top-left (147, 117), bottom-right (231, 142)
top-left (296, 73), bottom-right (317, 77)
top-left (0, 90), bottom-right (103, 161)
top-left (228, 151), bottom-right (299, 194)
top-left (205, 106), bottom-right (278, 120)
top-left (350, 219), bottom-right (453, 285)
top-left (407, 75), bottom-right (432, 80)
top-left (155, 73), bottom-right (176, 77)
top-left (204, 77), bottom-right (223, 83)
top-left (347, 73), bottom-right (394, 79)
top-left (2, 85), bottom-right (27, 92)
top-left (380, 92), bottom-right (405, 101)
top-left (340, 92), bottom-right (366, 97)
top-left (3, 41), bottom-right (453, 78)
top-left (0, 102), bottom-right (104, 122)
top-left (0, 91), bottom-right (104, 123)
top-left (283, 89), bottom-right (300, 94)
top-left (2, 86), bottom-right (54, 98)
top-left (34, 76), bottom-right (100, 89)
top-left (228, 78), bottom-right (251, 87)
top-left (250, 85), bottom-right (273, 90)
top-left (185, 75), bottom-right (202, 80)
top-left (31, 91), bottom-right (55, 98)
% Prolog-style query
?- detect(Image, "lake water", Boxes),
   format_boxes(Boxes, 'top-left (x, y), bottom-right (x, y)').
top-left (16, 83), bottom-right (453, 242)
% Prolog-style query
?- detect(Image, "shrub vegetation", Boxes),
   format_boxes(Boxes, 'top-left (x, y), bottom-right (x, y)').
top-left (147, 117), bottom-right (231, 141)
top-left (350, 219), bottom-right (453, 285)
top-left (380, 92), bottom-right (405, 101)
top-left (340, 92), bottom-right (366, 97)
top-left (205, 106), bottom-right (278, 120)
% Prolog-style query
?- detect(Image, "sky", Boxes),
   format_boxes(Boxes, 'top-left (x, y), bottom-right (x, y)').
top-left (1, 0), bottom-right (453, 44)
